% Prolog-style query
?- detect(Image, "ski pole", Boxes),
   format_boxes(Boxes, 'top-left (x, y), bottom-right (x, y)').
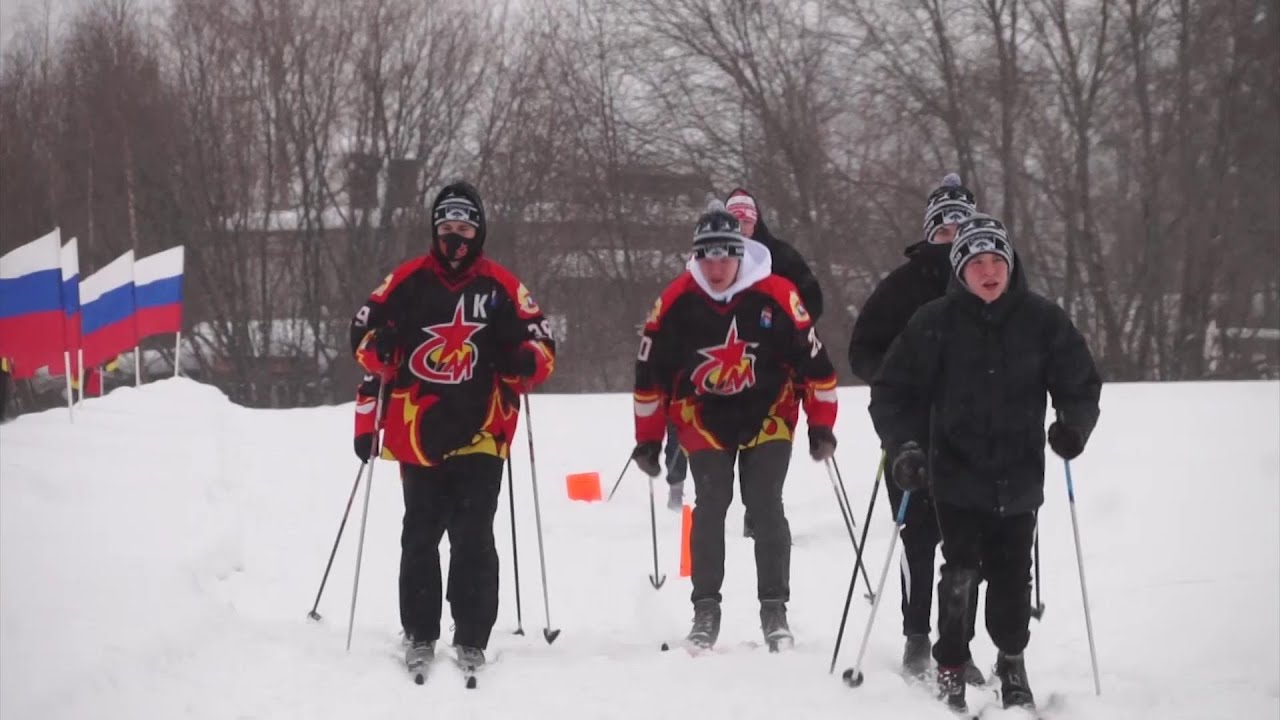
top-left (825, 458), bottom-right (876, 600)
top-left (307, 460), bottom-right (366, 621)
top-left (647, 472), bottom-right (666, 589)
top-left (345, 383), bottom-right (386, 652)
top-left (830, 457), bottom-right (860, 532)
top-left (857, 456), bottom-right (882, 604)
top-left (826, 458), bottom-right (858, 542)
top-left (506, 457), bottom-right (525, 635)
top-left (523, 394), bottom-right (561, 644)
top-left (1065, 460), bottom-right (1101, 695)
top-left (842, 489), bottom-right (910, 687)
top-left (605, 456), bottom-right (634, 502)
top-left (828, 453), bottom-right (883, 674)
top-left (1030, 517), bottom-right (1045, 621)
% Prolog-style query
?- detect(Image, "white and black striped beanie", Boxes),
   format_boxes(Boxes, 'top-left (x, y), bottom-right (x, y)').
top-left (950, 214), bottom-right (1014, 278)
top-left (923, 173), bottom-right (977, 243)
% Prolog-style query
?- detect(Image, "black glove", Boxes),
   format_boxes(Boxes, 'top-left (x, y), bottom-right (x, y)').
top-left (1047, 421), bottom-right (1085, 460)
top-left (508, 343), bottom-right (538, 378)
top-left (808, 426), bottom-right (837, 461)
top-left (632, 442), bottom-right (662, 478)
top-left (354, 433), bottom-right (374, 462)
top-left (891, 442), bottom-right (928, 492)
top-left (372, 326), bottom-right (402, 365)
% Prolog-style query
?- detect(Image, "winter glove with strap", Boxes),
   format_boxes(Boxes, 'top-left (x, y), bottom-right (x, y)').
top-left (808, 426), bottom-right (837, 461)
top-left (631, 442), bottom-right (663, 478)
top-left (1047, 421), bottom-right (1085, 460)
top-left (891, 442), bottom-right (928, 492)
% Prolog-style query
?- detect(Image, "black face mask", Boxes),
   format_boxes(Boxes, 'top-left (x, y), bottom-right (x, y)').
top-left (434, 232), bottom-right (478, 268)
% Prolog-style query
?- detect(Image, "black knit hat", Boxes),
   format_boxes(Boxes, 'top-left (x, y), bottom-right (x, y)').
top-left (429, 180), bottom-right (487, 270)
top-left (950, 214), bottom-right (1014, 279)
top-left (692, 200), bottom-right (747, 258)
top-left (923, 173), bottom-right (977, 243)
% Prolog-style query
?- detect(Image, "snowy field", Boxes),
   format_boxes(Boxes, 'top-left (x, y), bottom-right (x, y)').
top-left (1, 378), bottom-right (1277, 719)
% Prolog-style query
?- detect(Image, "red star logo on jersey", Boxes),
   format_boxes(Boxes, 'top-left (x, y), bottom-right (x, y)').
top-left (691, 317), bottom-right (759, 395)
top-left (408, 297), bottom-right (485, 384)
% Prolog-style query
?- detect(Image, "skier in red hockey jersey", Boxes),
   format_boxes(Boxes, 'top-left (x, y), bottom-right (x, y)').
top-left (632, 203), bottom-right (839, 651)
top-left (349, 180), bottom-right (555, 677)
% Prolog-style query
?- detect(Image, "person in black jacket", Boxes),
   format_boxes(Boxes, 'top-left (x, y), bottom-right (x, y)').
top-left (847, 173), bottom-right (985, 683)
top-left (722, 188), bottom-right (825, 537)
top-left (725, 188), bottom-right (824, 322)
top-left (870, 214), bottom-right (1102, 714)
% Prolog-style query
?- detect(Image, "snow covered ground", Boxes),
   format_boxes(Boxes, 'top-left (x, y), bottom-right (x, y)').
top-left (1, 378), bottom-right (1277, 719)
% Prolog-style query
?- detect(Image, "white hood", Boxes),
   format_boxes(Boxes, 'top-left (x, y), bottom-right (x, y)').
top-left (687, 238), bottom-right (773, 303)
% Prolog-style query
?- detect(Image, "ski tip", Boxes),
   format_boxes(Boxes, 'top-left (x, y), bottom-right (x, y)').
top-left (465, 676), bottom-right (477, 690)
top-left (842, 668), bottom-right (865, 688)
top-left (660, 642), bottom-right (670, 652)
top-left (543, 628), bottom-right (561, 644)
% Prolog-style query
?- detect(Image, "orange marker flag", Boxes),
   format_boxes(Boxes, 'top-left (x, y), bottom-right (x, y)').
top-left (566, 471), bottom-right (602, 502)
top-left (679, 504), bottom-right (693, 577)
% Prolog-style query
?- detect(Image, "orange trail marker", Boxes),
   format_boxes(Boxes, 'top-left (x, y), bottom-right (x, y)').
top-left (566, 471), bottom-right (602, 502)
top-left (679, 504), bottom-right (693, 578)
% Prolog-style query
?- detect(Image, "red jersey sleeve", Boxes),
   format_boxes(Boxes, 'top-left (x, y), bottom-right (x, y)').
top-left (633, 273), bottom-right (694, 443)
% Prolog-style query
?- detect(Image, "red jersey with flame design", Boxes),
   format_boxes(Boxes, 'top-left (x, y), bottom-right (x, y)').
top-left (634, 272), bottom-right (837, 452)
top-left (350, 254), bottom-right (555, 466)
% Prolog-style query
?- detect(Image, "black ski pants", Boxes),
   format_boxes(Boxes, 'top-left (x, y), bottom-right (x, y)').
top-left (399, 454), bottom-right (503, 650)
top-left (932, 501), bottom-right (1037, 667)
top-left (687, 440), bottom-right (792, 604)
top-left (885, 476), bottom-right (978, 641)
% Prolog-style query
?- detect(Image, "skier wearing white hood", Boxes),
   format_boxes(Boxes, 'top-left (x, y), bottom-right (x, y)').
top-left (629, 203), bottom-right (840, 651)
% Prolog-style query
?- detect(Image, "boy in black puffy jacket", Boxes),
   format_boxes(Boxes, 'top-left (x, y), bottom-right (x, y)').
top-left (871, 214), bottom-right (1101, 714)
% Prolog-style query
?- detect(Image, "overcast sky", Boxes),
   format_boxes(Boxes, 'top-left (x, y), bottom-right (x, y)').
top-left (0, 0), bottom-right (70, 55)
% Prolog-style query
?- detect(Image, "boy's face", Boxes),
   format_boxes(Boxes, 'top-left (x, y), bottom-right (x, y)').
top-left (932, 222), bottom-right (959, 244)
top-left (962, 253), bottom-right (1010, 303)
top-left (698, 256), bottom-right (741, 292)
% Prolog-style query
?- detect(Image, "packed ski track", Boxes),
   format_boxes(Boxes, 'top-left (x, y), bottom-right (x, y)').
top-left (1, 379), bottom-right (1277, 719)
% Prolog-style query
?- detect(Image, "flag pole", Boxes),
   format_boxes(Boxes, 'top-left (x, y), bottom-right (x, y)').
top-left (62, 351), bottom-right (74, 422)
top-left (77, 349), bottom-right (84, 404)
top-left (135, 346), bottom-right (141, 386)
top-left (174, 331), bottom-right (181, 378)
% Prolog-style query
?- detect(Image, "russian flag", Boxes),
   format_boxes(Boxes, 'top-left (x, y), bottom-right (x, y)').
top-left (134, 246), bottom-right (184, 339)
top-left (42, 237), bottom-right (82, 378)
top-left (0, 228), bottom-right (66, 378)
top-left (80, 250), bottom-right (138, 369)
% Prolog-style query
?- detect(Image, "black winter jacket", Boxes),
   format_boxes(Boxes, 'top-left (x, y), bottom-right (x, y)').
top-left (847, 241), bottom-right (951, 383)
top-left (728, 190), bottom-right (825, 322)
top-left (869, 261), bottom-right (1102, 516)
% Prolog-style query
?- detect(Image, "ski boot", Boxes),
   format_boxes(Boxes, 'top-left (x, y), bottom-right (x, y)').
top-left (995, 651), bottom-right (1035, 709)
top-left (405, 638), bottom-right (435, 683)
top-left (760, 600), bottom-right (794, 651)
top-left (685, 599), bottom-right (721, 650)
top-left (963, 656), bottom-right (987, 686)
top-left (937, 664), bottom-right (968, 714)
top-left (455, 645), bottom-right (485, 670)
top-left (901, 634), bottom-right (931, 680)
